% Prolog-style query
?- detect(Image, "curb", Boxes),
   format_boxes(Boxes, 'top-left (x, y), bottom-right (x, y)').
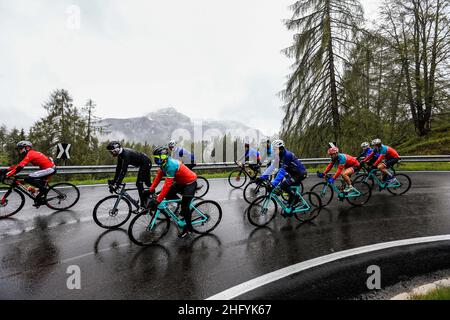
top-left (391, 277), bottom-right (450, 300)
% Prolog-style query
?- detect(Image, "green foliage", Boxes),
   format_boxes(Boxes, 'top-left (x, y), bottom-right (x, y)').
top-left (282, 0), bottom-right (450, 158)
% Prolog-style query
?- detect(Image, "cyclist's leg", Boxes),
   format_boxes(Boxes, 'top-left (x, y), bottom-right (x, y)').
top-left (180, 181), bottom-right (197, 233)
top-left (26, 168), bottom-right (56, 199)
top-left (280, 177), bottom-right (295, 204)
top-left (342, 168), bottom-right (356, 191)
top-left (383, 158), bottom-right (399, 181)
top-left (137, 162), bottom-right (152, 207)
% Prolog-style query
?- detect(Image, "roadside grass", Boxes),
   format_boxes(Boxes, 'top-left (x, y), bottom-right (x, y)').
top-left (409, 287), bottom-right (450, 300)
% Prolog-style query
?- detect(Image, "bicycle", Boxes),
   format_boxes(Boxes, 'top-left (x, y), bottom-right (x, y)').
top-left (92, 181), bottom-right (147, 229)
top-left (228, 161), bottom-right (262, 189)
top-left (243, 176), bottom-right (304, 204)
top-left (353, 165), bottom-right (411, 195)
top-left (185, 164), bottom-right (210, 198)
top-left (310, 172), bottom-right (372, 207)
top-left (128, 194), bottom-right (222, 246)
top-left (0, 173), bottom-right (80, 219)
top-left (354, 161), bottom-right (397, 189)
top-left (247, 185), bottom-right (322, 227)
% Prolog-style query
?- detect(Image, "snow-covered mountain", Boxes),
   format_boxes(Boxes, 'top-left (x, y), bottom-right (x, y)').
top-left (98, 107), bottom-right (266, 145)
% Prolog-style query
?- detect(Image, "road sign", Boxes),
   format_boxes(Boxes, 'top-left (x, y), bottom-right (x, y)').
top-left (57, 143), bottom-right (71, 160)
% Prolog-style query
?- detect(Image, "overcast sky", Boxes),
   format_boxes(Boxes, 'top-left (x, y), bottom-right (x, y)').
top-left (0, 0), bottom-right (382, 136)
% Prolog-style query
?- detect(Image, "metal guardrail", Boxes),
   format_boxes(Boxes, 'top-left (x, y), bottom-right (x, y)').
top-left (1, 155), bottom-right (449, 175)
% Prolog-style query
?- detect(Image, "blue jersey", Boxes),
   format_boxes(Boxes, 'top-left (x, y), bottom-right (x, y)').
top-left (172, 146), bottom-right (195, 163)
top-left (239, 148), bottom-right (261, 163)
top-left (358, 148), bottom-right (379, 160)
top-left (272, 149), bottom-right (307, 187)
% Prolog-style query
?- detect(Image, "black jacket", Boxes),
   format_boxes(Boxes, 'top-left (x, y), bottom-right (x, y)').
top-left (113, 148), bottom-right (151, 184)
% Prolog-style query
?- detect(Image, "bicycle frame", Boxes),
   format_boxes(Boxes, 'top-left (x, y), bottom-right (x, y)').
top-left (362, 169), bottom-right (401, 189)
top-left (261, 186), bottom-right (311, 215)
top-left (114, 185), bottom-right (141, 209)
top-left (3, 178), bottom-right (41, 201)
top-left (148, 198), bottom-right (209, 230)
top-left (234, 162), bottom-right (259, 180)
top-left (319, 177), bottom-right (364, 199)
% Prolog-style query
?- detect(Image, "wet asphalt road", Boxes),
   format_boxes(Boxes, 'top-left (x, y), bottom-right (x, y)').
top-left (0, 172), bottom-right (449, 299)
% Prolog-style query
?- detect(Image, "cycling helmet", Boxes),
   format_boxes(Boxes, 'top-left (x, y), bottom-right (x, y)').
top-left (271, 140), bottom-right (285, 148)
top-left (371, 138), bottom-right (382, 146)
top-left (106, 141), bottom-right (121, 151)
top-left (361, 142), bottom-right (370, 149)
top-left (168, 140), bottom-right (176, 148)
top-left (328, 147), bottom-right (339, 155)
top-left (16, 141), bottom-right (33, 149)
top-left (153, 146), bottom-right (169, 156)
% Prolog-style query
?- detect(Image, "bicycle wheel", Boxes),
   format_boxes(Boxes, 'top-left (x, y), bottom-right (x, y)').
top-left (353, 174), bottom-right (375, 190)
top-left (243, 181), bottom-right (267, 204)
top-left (346, 181), bottom-right (372, 206)
top-left (93, 195), bottom-right (132, 229)
top-left (195, 176), bottom-right (210, 198)
top-left (310, 182), bottom-right (334, 207)
top-left (0, 187), bottom-right (25, 219)
top-left (387, 174), bottom-right (411, 196)
top-left (294, 191), bottom-right (322, 223)
top-left (190, 200), bottom-right (222, 234)
top-left (128, 210), bottom-right (170, 246)
top-left (247, 196), bottom-right (278, 227)
top-left (228, 170), bottom-right (247, 189)
top-left (45, 183), bottom-right (80, 211)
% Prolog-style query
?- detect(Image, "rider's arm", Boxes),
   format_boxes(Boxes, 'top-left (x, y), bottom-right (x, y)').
top-left (323, 162), bottom-right (334, 175)
top-left (362, 151), bottom-right (374, 163)
top-left (271, 167), bottom-right (287, 187)
top-left (333, 165), bottom-right (345, 180)
top-left (149, 169), bottom-right (163, 192)
top-left (261, 160), bottom-right (275, 178)
top-left (373, 154), bottom-right (385, 167)
top-left (6, 153), bottom-right (32, 177)
top-left (114, 156), bottom-right (130, 185)
top-left (156, 177), bottom-right (174, 203)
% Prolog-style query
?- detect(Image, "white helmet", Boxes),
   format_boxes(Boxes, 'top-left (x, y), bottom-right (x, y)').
top-left (361, 142), bottom-right (370, 149)
top-left (271, 139), bottom-right (285, 148)
top-left (16, 140), bottom-right (33, 149)
top-left (168, 140), bottom-right (176, 148)
top-left (371, 138), bottom-right (382, 146)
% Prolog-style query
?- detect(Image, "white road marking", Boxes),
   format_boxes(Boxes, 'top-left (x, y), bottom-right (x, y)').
top-left (206, 235), bottom-right (450, 300)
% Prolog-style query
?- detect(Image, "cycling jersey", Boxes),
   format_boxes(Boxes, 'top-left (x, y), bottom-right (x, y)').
top-left (113, 148), bottom-right (152, 185)
top-left (271, 149), bottom-right (307, 187)
top-left (239, 148), bottom-right (262, 164)
top-left (172, 146), bottom-right (195, 164)
top-left (324, 153), bottom-right (360, 180)
top-left (150, 158), bottom-right (197, 203)
top-left (7, 150), bottom-right (55, 177)
top-left (261, 154), bottom-right (279, 178)
top-left (358, 148), bottom-right (379, 160)
top-left (364, 145), bottom-right (399, 167)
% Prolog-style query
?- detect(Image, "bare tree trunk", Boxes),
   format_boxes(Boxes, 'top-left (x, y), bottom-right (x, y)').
top-left (325, 0), bottom-right (340, 143)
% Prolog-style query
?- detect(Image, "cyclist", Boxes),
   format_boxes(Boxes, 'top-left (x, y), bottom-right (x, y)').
top-left (148, 146), bottom-right (198, 238)
top-left (357, 142), bottom-right (379, 166)
top-left (263, 140), bottom-right (307, 207)
top-left (3, 141), bottom-right (56, 207)
top-left (106, 141), bottom-right (152, 209)
top-left (237, 142), bottom-right (262, 176)
top-left (168, 140), bottom-right (196, 170)
top-left (319, 147), bottom-right (360, 193)
top-left (363, 139), bottom-right (400, 184)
